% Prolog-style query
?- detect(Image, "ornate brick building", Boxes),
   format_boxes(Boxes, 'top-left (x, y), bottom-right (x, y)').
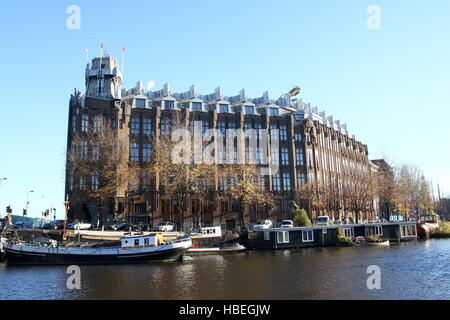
top-left (66, 56), bottom-right (377, 230)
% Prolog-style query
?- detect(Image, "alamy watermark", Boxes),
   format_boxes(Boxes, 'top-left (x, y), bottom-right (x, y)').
top-left (366, 265), bottom-right (381, 290)
top-left (66, 265), bottom-right (81, 290)
top-left (367, 5), bottom-right (381, 30)
top-left (66, 5), bottom-right (81, 30)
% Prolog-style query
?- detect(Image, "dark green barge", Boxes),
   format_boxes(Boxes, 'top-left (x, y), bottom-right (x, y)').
top-left (251, 222), bottom-right (417, 250)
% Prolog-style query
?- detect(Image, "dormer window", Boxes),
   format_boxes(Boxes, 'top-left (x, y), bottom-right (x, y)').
top-left (219, 104), bottom-right (229, 113)
top-left (192, 102), bottom-right (202, 111)
top-left (135, 99), bottom-right (146, 108)
top-left (245, 106), bottom-right (255, 114)
top-left (164, 100), bottom-right (175, 109)
top-left (269, 108), bottom-right (279, 116)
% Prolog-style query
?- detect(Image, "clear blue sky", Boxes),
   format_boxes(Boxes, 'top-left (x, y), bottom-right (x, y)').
top-left (0, 0), bottom-right (449, 219)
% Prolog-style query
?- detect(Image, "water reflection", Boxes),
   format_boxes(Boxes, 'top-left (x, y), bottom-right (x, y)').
top-left (0, 240), bottom-right (449, 300)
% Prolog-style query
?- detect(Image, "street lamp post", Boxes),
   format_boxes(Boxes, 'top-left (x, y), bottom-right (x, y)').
top-left (25, 190), bottom-right (34, 216)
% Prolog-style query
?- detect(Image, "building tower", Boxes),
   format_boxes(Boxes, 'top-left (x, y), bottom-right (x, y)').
top-left (85, 56), bottom-right (122, 99)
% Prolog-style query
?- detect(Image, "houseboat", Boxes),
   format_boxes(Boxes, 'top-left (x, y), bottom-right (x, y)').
top-left (187, 226), bottom-right (246, 254)
top-left (251, 222), bottom-right (417, 250)
top-left (416, 214), bottom-right (440, 238)
top-left (3, 233), bottom-right (192, 265)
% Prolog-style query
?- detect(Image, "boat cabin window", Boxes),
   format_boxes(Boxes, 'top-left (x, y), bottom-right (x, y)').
top-left (344, 228), bottom-right (354, 238)
top-left (134, 239), bottom-right (140, 246)
top-left (277, 231), bottom-right (289, 244)
top-left (401, 225), bottom-right (417, 237)
top-left (302, 230), bottom-right (314, 242)
top-left (144, 238), bottom-right (150, 245)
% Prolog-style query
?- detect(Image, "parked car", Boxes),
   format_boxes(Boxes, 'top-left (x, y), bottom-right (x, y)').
top-left (67, 221), bottom-right (92, 230)
top-left (280, 220), bottom-right (294, 228)
top-left (253, 219), bottom-right (273, 230)
top-left (316, 216), bottom-right (330, 226)
top-left (333, 219), bottom-right (342, 225)
top-left (132, 224), bottom-right (152, 232)
top-left (111, 221), bottom-right (130, 231)
top-left (43, 220), bottom-right (65, 230)
top-left (153, 222), bottom-right (175, 232)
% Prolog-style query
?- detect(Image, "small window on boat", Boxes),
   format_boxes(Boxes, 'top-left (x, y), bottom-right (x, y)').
top-left (134, 239), bottom-right (140, 246)
top-left (144, 238), bottom-right (150, 245)
top-left (277, 231), bottom-right (289, 244)
top-left (344, 228), bottom-right (354, 238)
top-left (264, 231), bottom-right (270, 241)
top-left (302, 230), bottom-right (314, 242)
top-left (376, 226), bottom-right (383, 236)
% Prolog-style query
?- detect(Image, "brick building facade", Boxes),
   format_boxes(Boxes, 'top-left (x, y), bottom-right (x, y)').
top-left (66, 56), bottom-right (378, 230)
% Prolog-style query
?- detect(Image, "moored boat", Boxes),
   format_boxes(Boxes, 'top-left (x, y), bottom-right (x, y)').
top-left (187, 226), bottom-right (246, 255)
top-left (3, 233), bottom-right (192, 265)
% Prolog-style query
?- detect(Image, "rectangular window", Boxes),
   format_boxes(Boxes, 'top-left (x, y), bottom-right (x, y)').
top-left (264, 231), bottom-right (270, 241)
top-left (258, 175), bottom-right (266, 190)
top-left (344, 228), bottom-right (354, 238)
top-left (269, 108), bottom-right (279, 116)
top-left (277, 231), bottom-right (289, 244)
top-left (91, 175), bottom-right (99, 190)
top-left (135, 99), bottom-right (146, 108)
top-left (143, 118), bottom-right (152, 135)
top-left (271, 148), bottom-right (279, 165)
top-left (295, 131), bottom-right (302, 142)
top-left (130, 118), bottom-right (140, 135)
top-left (302, 230), bottom-right (314, 242)
top-left (282, 173), bottom-right (291, 191)
top-left (297, 172), bottom-right (306, 187)
top-left (192, 102), bottom-right (202, 111)
top-left (143, 144), bottom-right (151, 162)
top-left (218, 122), bottom-right (226, 136)
top-left (296, 148), bottom-right (305, 166)
top-left (164, 100), bottom-right (175, 109)
top-left (92, 143), bottom-right (99, 161)
top-left (279, 125), bottom-right (287, 141)
top-left (81, 141), bottom-right (88, 160)
top-left (281, 148), bottom-right (289, 165)
top-left (273, 174), bottom-right (281, 191)
top-left (130, 143), bottom-right (139, 162)
top-left (92, 116), bottom-right (101, 133)
top-left (270, 124), bottom-right (278, 142)
top-left (219, 104), bottom-right (229, 113)
top-left (81, 114), bottom-right (89, 132)
top-left (160, 119), bottom-right (170, 135)
top-left (142, 174), bottom-right (151, 190)
top-left (202, 121), bottom-right (209, 134)
top-left (245, 105), bottom-right (254, 114)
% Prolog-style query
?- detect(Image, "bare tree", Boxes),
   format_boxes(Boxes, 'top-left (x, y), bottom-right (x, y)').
top-left (219, 164), bottom-right (273, 229)
top-left (68, 118), bottom-right (131, 225)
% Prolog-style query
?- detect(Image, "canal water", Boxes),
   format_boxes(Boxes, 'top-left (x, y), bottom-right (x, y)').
top-left (0, 239), bottom-right (449, 300)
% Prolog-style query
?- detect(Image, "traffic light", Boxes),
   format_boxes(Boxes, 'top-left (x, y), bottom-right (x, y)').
top-left (23, 208), bottom-right (27, 216)
top-left (6, 205), bottom-right (12, 214)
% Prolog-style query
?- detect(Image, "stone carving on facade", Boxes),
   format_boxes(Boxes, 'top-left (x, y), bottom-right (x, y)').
top-left (303, 119), bottom-right (317, 145)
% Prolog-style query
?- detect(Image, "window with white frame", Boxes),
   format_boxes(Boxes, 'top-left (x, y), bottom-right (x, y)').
top-left (160, 119), bottom-right (170, 135)
top-left (277, 231), bottom-right (289, 244)
top-left (297, 172), bottom-right (306, 187)
top-left (344, 228), bottom-right (354, 238)
top-left (302, 230), bottom-right (314, 242)
top-left (92, 116), bottom-right (101, 133)
top-left (270, 124), bottom-right (278, 142)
